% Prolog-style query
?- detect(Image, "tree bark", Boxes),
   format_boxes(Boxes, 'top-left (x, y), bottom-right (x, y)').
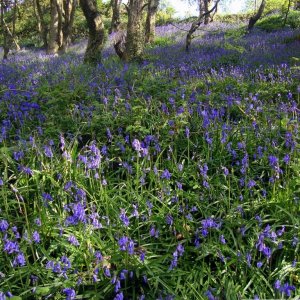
top-left (80, 0), bottom-right (105, 64)
top-left (1, 0), bottom-right (9, 59)
top-left (204, 0), bottom-right (210, 24)
top-left (186, 0), bottom-right (220, 52)
top-left (283, 0), bottom-right (291, 27)
top-left (59, 0), bottom-right (77, 53)
top-left (248, 0), bottom-right (266, 31)
top-left (125, 0), bottom-right (145, 61)
top-left (145, 0), bottom-right (159, 44)
top-left (1, 0), bottom-right (20, 59)
top-left (109, 0), bottom-right (121, 33)
top-left (199, 0), bottom-right (204, 17)
top-left (34, 0), bottom-right (48, 48)
top-left (48, 0), bottom-right (63, 54)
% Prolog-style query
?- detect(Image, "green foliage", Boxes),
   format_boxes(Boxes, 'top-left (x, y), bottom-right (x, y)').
top-left (257, 11), bottom-right (300, 31)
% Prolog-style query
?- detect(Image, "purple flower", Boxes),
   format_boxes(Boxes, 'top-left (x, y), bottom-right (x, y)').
top-left (43, 145), bottom-right (53, 158)
top-left (114, 292), bottom-right (124, 300)
top-left (62, 288), bottom-right (76, 300)
top-left (247, 179), bottom-right (256, 189)
top-left (68, 235), bottom-right (80, 246)
top-left (13, 151), bottom-right (24, 161)
top-left (4, 240), bottom-right (19, 254)
top-left (280, 283), bottom-right (296, 297)
top-left (246, 252), bottom-right (252, 267)
top-left (185, 127), bottom-right (190, 138)
top-left (220, 235), bottom-right (226, 244)
top-left (166, 214), bottom-right (173, 225)
top-left (119, 209), bottom-right (129, 227)
top-left (204, 289), bottom-right (216, 300)
top-left (132, 139), bottom-right (141, 151)
top-left (32, 231), bottom-right (40, 243)
top-left (283, 154), bottom-right (290, 164)
top-left (0, 220), bottom-right (9, 232)
top-left (161, 169), bottom-right (171, 180)
top-left (13, 252), bottom-right (26, 267)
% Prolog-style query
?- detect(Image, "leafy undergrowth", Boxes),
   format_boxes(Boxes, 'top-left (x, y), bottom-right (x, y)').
top-left (0, 21), bottom-right (299, 300)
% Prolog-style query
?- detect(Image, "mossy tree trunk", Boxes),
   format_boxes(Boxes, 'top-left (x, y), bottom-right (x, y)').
top-left (109, 0), bottom-right (121, 33)
top-left (145, 0), bottom-right (159, 44)
top-left (124, 0), bottom-right (145, 61)
top-left (80, 0), bottom-right (105, 64)
top-left (1, 0), bottom-right (20, 59)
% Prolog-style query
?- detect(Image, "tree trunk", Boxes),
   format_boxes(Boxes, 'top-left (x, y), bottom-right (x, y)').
top-left (199, 0), bottom-right (204, 17)
top-left (294, 0), bottom-right (300, 9)
top-left (34, 0), bottom-right (48, 48)
top-left (59, 0), bottom-right (77, 53)
top-left (283, 0), bottom-right (291, 27)
top-left (109, 0), bottom-right (121, 33)
top-left (145, 0), bottom-right (159, 44)
top-left (48, 0), bottom-right (63, 54)
top-left (1, 0), bottom-right (9, 59)
top-left (248, 0), bottom-right (266, 31)
top-left (186, 0), bottom-right (220, 52)
top-left (80, 0), bottom-right (105, 64)
top-left (1, 0), bottom-right (20, 59)
top-left (125, 0), bottom-right (145, 61)
top-left (204, 0), bottom-right (210, 24)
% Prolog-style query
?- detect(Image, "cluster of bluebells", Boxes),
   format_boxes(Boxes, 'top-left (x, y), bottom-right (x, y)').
top-left (0, 17), bottom-right (299, 300)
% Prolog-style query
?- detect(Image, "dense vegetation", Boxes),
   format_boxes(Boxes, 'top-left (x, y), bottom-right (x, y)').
top-left (0, 2), bottom-right (300, 299)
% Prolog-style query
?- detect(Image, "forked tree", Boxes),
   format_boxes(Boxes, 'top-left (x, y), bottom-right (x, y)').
top-left (114, 0), bottom-right (146, 61)
top-left (109, 0), bottom-right (122, 33)
top-left (48, 0), bottom-right (77, 54)
top-left (185, 0), bottom-right (220, 52)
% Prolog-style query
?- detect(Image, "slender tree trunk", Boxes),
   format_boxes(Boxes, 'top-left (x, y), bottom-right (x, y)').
top-left (109, 0), bottom-right (121, 33)
top-left (48, 0), bottom-right (63, 54)
top-left (80, 0), bottom-right (105, 64)
top-left (204, 0), bottom-right (209, 24)
top-left (34, 0), bottom-right (48, 48)
top-left (199, 0), bottom-right (204, 17)
top-left (283, 0), bottom-right (291, 27)
top-left (59, 0), bottom-right (77, 53)
top-left (145, 0), bottom-right (159, 44)
top-left (248, 0), bottom-right (266, 31)
top-left (186, 0), bottom-right (220, 52)
top-left (1, 0), bottom-right (9, 59)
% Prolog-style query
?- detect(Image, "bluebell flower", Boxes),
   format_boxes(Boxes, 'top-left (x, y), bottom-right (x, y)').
top-left (62, 288), bottom-right (76, 300)
top-left (4, 240), bottom-right (19, 254)
top-left (68, 235), bottom-right (80, 246)
top-left (32, 231), bottom-right (40, 243)
top-left (114, 292), bottom-right (124, 300)
top-left (220, 235), bottom-right (226, 244)
top-left (119, 209), bottom-right (129, 227)
top-left (0, 220), bottom-right (9, 232)
top-left (13, 252), bottom-right (26, 266)
top-left (161, 169), bottom-right (171, 180)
